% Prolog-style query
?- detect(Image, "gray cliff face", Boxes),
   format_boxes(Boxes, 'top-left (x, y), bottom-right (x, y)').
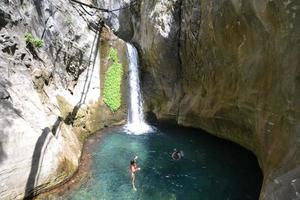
top-left (178, 1), bottom-right (300, 199)
top-left (132, 0), bottom-right (183, 119)
top-left (103, 0), bottom-right (300, 199)
top-left (0, 0), bottom-right (126, 199)
top-left (95, 0), bottom-right (134, 41)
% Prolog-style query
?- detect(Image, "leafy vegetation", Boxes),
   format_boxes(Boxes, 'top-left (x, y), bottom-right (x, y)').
top-left (103, 47), bottom-right (123, 112)
top-left (24, 33), bottom-right (44, 48)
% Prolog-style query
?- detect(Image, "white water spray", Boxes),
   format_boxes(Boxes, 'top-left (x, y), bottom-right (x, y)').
top-left (125, 43), bottom-right (152, 134)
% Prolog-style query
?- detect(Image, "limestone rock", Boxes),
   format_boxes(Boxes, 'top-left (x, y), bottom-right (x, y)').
top-left (0, 33), bottom-right (18, 56)
top-left (0, 0), bottom-right (127, 199)
top-left (96, 0), bottom-right (134, 41)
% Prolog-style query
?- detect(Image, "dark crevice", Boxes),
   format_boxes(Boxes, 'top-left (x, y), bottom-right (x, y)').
top-left (51, 117), bottom-right (62, 136)
top-left (64, 105), bottom-right (80, 125)
top-left (33, 0), bottom-right (44, 19)
top-left (26, 42), bottom-right (44, 62)
top-left (2, 44), bottom-right (18, 55)
top-left (175, 0), bottom-right (184, 121)
top-left (176, 0), bottom-right (183, 82)
top-left (0, 96), bottom-right (10, 100)
top-left (0, 87), bottom-right (10, 100)
top-left (21, 53), bottom-right (26, 60)
top-left (0, 9), bottom-right (11, 30)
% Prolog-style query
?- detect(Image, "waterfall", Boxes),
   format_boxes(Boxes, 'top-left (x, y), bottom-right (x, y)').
top-left (125, 43), bottom-right (152, 134)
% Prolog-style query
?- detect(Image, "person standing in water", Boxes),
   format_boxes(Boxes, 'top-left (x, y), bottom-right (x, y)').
top-left (130, 155), bottom-right (140, 191)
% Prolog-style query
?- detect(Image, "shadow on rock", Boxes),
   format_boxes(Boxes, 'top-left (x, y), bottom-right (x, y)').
top-left (23, 127), bottom-right (50, 200)
top-left (0, 130), bottom-right (7, 164)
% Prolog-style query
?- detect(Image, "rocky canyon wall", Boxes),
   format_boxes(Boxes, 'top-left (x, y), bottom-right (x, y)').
top-left (177, 1), bottom-right (300, 199)
top-left (0, 0), bottom-right (127, 199)
top-left (103, 0), bottom-right (300, 199)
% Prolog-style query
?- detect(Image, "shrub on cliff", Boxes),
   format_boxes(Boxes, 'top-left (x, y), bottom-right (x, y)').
top-left (24, 33), bottom-right (44, 48)
top-left (103, 47), bottom-right (123, 112)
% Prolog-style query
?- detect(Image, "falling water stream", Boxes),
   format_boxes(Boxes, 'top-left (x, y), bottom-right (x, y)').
top-left (124, 43), bottom-right (153, 134)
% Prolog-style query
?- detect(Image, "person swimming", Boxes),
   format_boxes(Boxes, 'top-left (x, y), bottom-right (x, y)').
top-left (130, 155), bottom-right (140, 191)
top-left (172, 148), bottom-right (183, 160)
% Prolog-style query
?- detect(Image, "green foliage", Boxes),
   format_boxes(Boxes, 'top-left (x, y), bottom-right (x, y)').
top-left (103, 48), bottom-right (123, 112)
top-left (108, 47), bottom-right (118, 62)
top-left (24, 33), bottom-right (44, 48)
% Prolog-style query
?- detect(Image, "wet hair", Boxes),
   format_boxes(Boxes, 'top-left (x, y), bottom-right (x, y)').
top-left (172, 150), bottom-right (181, 160)
top-left (130, 160), bottom-right (135, 165)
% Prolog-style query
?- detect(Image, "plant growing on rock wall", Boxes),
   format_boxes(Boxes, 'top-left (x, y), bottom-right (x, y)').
top-left (103, 47), bottom-right (123, 112)
top-left (24, 33), bottom-right (44, 48)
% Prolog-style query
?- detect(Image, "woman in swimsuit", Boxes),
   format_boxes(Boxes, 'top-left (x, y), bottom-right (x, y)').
top-left (130, 156), bottom-right (140, 191)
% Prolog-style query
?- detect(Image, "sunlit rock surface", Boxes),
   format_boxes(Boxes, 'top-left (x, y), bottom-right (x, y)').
top-left (0, 0), bottom-right (126, 199)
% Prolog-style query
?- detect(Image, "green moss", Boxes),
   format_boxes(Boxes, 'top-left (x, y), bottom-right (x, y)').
top-left (24, 33), bottom-right (44, 48)
top-left (108, 46), bottom-right (118, 62)
top-left (103, 48), bottom-right (124, 112)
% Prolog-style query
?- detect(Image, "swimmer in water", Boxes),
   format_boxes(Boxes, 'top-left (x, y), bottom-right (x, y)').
top-left (172, 149), bottom-right (182, 160)
top-left (130, 155), bottom-right (140, 191)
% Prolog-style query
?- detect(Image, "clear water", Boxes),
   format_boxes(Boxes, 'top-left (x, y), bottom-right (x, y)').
top-left (64, 125), bottom-right (262, 200)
